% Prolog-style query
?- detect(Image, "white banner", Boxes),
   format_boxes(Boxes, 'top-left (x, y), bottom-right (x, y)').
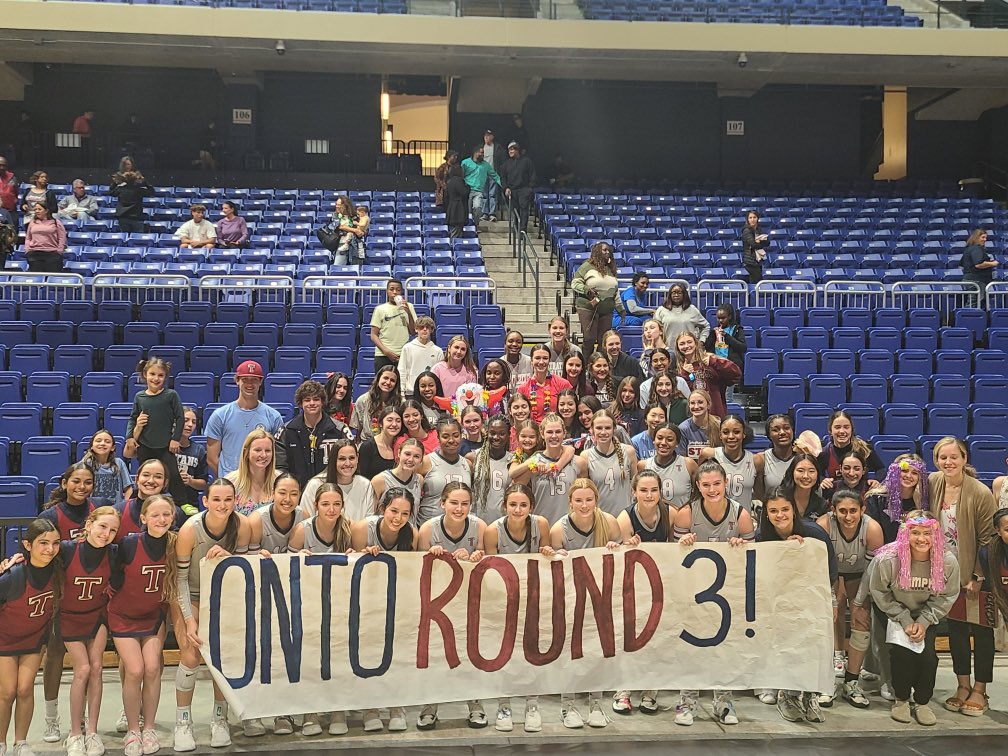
top-left (198, 542), bottom-right (834, 719)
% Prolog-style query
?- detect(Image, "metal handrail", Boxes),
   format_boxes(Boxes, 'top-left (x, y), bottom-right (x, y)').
top-left (508, 197), bottom-right (541, 321)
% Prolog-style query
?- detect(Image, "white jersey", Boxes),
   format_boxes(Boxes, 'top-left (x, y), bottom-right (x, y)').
top-left (644, 454), bottom-right (693, 507)
top-left (418, 452), bottom-right (472, 525)
top-left (187, 512), bottom-right (232, 603)
top-left (377, 470), bottom-right (423, 526)
top-left (826, 512), bottom-right (876, 577)
top-left (713, 448), bottom-right (757, 512)
top-left (302, 515), bottom-right (335, 553)
top-left (689, 498), bottom-right (745, 543)
top-left (472, 451), bottom-right (515, 523)
top-left (529, 454), bottom-right (579, 525)
top-left (761, 449), bottom-right (795, 492)
top-left (365, 514), bottom-right (411, 552)
top-left (429, 514), bottom-right (481, 555)
top-left (492, 516), bottom-right (542, 555)
top-left (586, 445), bottom-right (634, 516)
top-left (255, 505), bottom-right (306, 554)
top-left (558, 514), bottom-right (596, 551)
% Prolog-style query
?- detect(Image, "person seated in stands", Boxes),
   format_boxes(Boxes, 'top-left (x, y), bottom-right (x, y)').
top-left (614, 272), bottom-right (655, 328)
top-left (24, 202), bottom-right (67, 272)
top-left (56, 179), bottom-right (98, 229)
top-left (215, 201), bottom-right (249, 249)
top-left (544, 153), bottom-right (575, 188)
top-left (174, 204), bottom-right (217, 249)
top-left (20, 170), bottom-right (58, 226)
top-left (110, 170), bottom-right (154, 234)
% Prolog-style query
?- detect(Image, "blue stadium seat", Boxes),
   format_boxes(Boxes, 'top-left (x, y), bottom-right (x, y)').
top-left (314, 347), bottom-right (354, 375)
top-left (970, 404), bottom-right (1008, 438)
top-left (849, 375), bottom-right (888, 406)
top-left (743, 350), bottom-right (778, 388)
top-left (26, 372), bottom-right (70, 408)
top-left (35, 321), bottom-right (75, 349)
top-left (178, 301), bottom-right (214, 327)
top-left (52, 404), bottom-right (100, 440)
top-left (841, 309), bottom-right (873, 331)
top-left (873, 308), bottom-right (906, 330)
top-left (139, 301), bottom-right (176, 327)
top-left (872, 435), bottom-right (917, 468)
top-left (253, 302), bottom-right (288, 328)
top-left (203, 323), bottom-right (240, 351)
top-left (273, 347), bottom-right (311, 377)
top-left (903, 328), bottom-right (937, 353)
top-left (773, 308), bottom-right (805, 330)
top-left (0, 322), bottom-right (33, 349)
top-left (216, 303), bottom-right (250, 326)
top-left (0, 371), bottom-right (23, 401)
top-left (76, 322), bottom-right (115, 351)
top-left (935, 350), bottom-right (970, 378)
top-left (858, 350), bottom-right (894, 378)
top-left (767, 375), bottom-right (805, 415)
top-left (831, 328), bottom-right (865, 352)
top-left (908, 308), bottom-right (940, 331)
top-left (123, 322), bottom-right (162, 350)
top-left (896, 350), bottom-right (932, 378)
top-left (102, 403), bottom-right (133, 439)
top-left (0, 479), bottom-right (39, 517)
top-left (796, 328), bottom-right (829, 352)
top-left (975, 351), bottom-right (1008, 376)
top-left (793, 404), bottom-right (832, 438)
top-left (53, 345), bottom-right (94, 377)
top-left (819, 350), bottom-right (855, 378)
top-left (781, 350), bottom-right (817, 379)
top-left (865, 327), bottom-right (901, 355)
top-left (244, 323), bottom-right (280, 351)
top-left (808, 374), bottom-right (846, 407)
top-left (926, 404), bottom-right (968, 438)
top-left (839, 404), bottom-right (879, 438)
top-left (890, 374), bottom-right (929, 408)
top-left (174, 373), bottom-right (216, 410)
top-left (164, 322), bottom-right (201, 351)
top-left (282, 324), bottom-right (319, 349)
top-left (104, 345), bottom-right (144, 376)
top-left (20, 436), bottom-right (71, 480)
top-left (9, 345), bottom-right (51, 374)
top-left (149, 345), bottom-right (187, 371)
top-left (970, 438), bottom-right (1008, 475)
top-left (954, 308), bottom-right (985, 344)
top-left (189, 346), bottom-right (228, 376)
top-left (81, 373), bottom-right (125, 405)
top-left (231, 347), bottom-right (270, 373)
top-left (19, 300), bottom-right (56, 322)
top-left (759, 327), bottom-right (792, 352)
top-left (939, 327), bottom-right (973, 352)
top-left (974, 376), bottom-right (1008, 405)
top-left (881, 404), bottom-right (924, 438)
top-left (264, 373), bottom-right (302, 405)
top-left (0, 404), bottom-right (42, 442)
top-left (931, 375), bottom-right (970, 407)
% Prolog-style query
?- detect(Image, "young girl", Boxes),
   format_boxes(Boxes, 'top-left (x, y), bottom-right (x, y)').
top-left (556, 388), bottom-right (580, 439)
top-left (507, 393), bottom-right (532, 449)
top-left (479, 358), bottom-right (511, 416)
top-left (412, 371), bottom-right (445, 426)
top-left (673, 331), bottom-right (740, 420)
top-left (248, 474), bottom-right (306, 557)
top-left (817, 410), bottom-right (885, 486)
top-left (869, 510), bottom-right (959, 726)
top-left (612, 471), bottom-right (670, 715)
top-left (81, 429), bottom-right (133, 506)
top-left (609, 376), bottom-right (643, 437)
top-left (460, 406), bottom-right (486, 456)
top-left (418, 419), bottom-right (473, 525)
top-left (704, 304), bottom-right (747, 391)
top-left (224, 428), bottom-right (280, 516)
top-left (699, 414), bottom-right (762, 516)
top-left (518, 344), bottom-right (573, 424)
top-left (173, 478), bottom-right (252, 752)
top-left (546, 316), bottom-right (579, 375)
top-left (816, 489), bottom-right (884, 706)
top-left (562, 352), bottom-right (592, 400)
top-left (640, 318), bottom-right (667, 377)
top-left (587, 352), bottom-right (615, 406)
top-left (350, 366), bottom-right (401, 442)
top-left (356, 406), bottom-right (402, 481)
top-left (783, 451), bottom-right (828, 519)
top-left (866, 455), bottom-right (929, 544)
top-left (109, 496), bottom-right (178, 756)
top-left (431, 335), bottom-right (478, 400)
top-left (416, 482), bottom-right (487, 730)
top-left (484, 483), bottom-right (554, 732)
top-left (640, 423), bottom-right (697, 508)
top-left (673, 460), bottom-right (755, 726)
top-left (372, 438), bottom-right (425, 526)
top-left (549, 480), bottom-right (621, 729)
top-left (575, 409), bottom-right (638, 516)
top-left (301, 440), bottom-right (376, 521)
top-left (0, 519), bottom-right (61, 756)
top-left (288, 485), bottom-right (354, 736)
top-left (676, 390), bottom-right (721, 460)
top-left (126, 357), bottom-right (187, 504)
top-left (60, 506), bottom-right (121, 756)
top-left (631, 403), bottom-right (668, 460)
top-left (324, 372), bottom-right (353, 426)
top-left (468, 417), bottom-right (514, 523)
top-left (501, 329), bottom-right (532, 393)
top-left (647, 372), bottom-right (688, 426)
top-left (511, 420), bottom-right (543, 463)
top-left (755, 414), bottom-right (796, 492)
top-left (395, 400), bottom-right (439, 455)
top-left (758, 486), bottom-right (838, 722)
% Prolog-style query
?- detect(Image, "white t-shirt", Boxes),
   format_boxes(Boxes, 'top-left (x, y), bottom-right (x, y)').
top-left (174, 218), bottom-right (217, 241)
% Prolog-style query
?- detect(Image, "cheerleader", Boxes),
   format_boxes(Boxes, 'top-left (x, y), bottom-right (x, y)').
top-left (109, 496), bottom-right (178, 756)
top-left (698, 414), bottom-right (762, 516)
top-left (372, 438), bottom-right (425, 525)
top-left (574, 409), bottom-right (638, 516)
top-left (754, 414), bottom-right (796, 491)
top-left (114, 458), bottom-right (183, 544)
top-left (612, 471), bottom-right (670, 715)
top-left (416, 482), bottom-right (487, 730)
top-left (484, 483), bottom-right (554, 733)
top-left (60, 506), bottom-right (121, 756)
top-left (549, 480), bottom-right (621, 728)
top-left (0, 519), bottom-right (61, 756)
top-left (289, 485), bottom-right (354, 735)
top-left (676, 389), bottom-right (721, 460)
top-left (301, 440), bottom-right (376, 521)
top-left (173, 478), bottom-right (252, 752)
top-left (510, 414), bottom-right (578, 525)
top-left (467, 417), bottom-right (515, 523)
top-left (417, 419), bottom-right (472, 525)
top-left (639, 423), bottom-right (696, 509)
top-left (816, 489), bottom-right (883, 708)
top-left (672, 460), bottom-right (755, 726)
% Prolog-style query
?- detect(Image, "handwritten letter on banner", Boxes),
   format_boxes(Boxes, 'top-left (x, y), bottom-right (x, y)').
top-left (199, 542), bottom-right (834, 719)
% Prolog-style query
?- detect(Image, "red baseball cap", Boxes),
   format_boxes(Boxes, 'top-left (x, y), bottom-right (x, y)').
top-left (235, 360), bottom-right (265, 379)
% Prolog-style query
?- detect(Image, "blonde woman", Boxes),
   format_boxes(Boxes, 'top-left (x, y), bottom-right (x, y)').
top-left (673, 331), bottom-right (740, 419)
top-left (224, 429), bottom-right (281, 516)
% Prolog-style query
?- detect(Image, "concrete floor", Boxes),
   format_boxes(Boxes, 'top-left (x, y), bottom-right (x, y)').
top-left (19, 657), bottom-right (1008, 754)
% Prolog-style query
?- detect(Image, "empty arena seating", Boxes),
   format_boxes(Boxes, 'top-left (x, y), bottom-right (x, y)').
top-left (51, 0), bottom-right (408, 12)
top-left (579, 0), bottom-right (922, 25)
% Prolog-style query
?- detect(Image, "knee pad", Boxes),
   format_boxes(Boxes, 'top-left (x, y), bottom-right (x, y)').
top-left (849, 630), bottom-right (871, 653)
top-left (175, 663), bottom-right (198, 693)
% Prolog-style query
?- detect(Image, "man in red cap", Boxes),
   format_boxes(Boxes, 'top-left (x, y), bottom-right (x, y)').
top-left (204, 360), bottom-right (284, 478)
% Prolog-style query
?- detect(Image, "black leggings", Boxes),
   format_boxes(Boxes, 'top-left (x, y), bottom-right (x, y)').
top-left (947, 617), bottom-right (995, 683)
top-left (889, 624), bottom-right (939, 705)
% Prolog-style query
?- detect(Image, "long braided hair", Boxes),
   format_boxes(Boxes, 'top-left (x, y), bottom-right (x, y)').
top-left (472, 416), bottom-right (512, 519)
top-left (591, 408), bottom-right (627, 481)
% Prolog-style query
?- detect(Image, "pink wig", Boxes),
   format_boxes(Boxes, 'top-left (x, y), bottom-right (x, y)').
top-left (894, 516), bottom-right (946, 593)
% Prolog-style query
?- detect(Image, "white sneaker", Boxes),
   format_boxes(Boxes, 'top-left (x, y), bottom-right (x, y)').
top-left (140, 729), bottom-right (160, 755)
top-left (803, 692), bottom-right (826, 723)
top-left (561, 701), bottom-right (584, 729)
top-left (301, 713), bottom-right (322, 737)
top-left (640, 690), bottom-right (659, 714)
top-left (329, 711), bottom-right (349, 735)
top-left (714, 694), bottom-right (739, 725)
top-left (880, 683), bottom-right (895, 701)
top-left (117, 711), bottom-right (129, 734)
top-left (495, 705), bottom-right (513, 732)
top-left (388, 707), bottom-right (407, 732)
top-left (777, 691), bottom-right (804, 722)
top-left (172, 719), bottom-right (195, 752)
top-left (587, 698), bottom-right (610, 728)
top-left (14, 745), bottom-right (37, 756)
top-left (84, 733), bottom-right (105, 756)
top-left (756, 688), bottom-right (778, 705)
top-left (818, 690), bottom-right (835, 708)
top-left (65, 735), bottom-right (86, 756)
top-left (612, 690), bottom-right (632, 714)
top-left (123, 732), bottom-right (143, 756)
top-left (674, 694), bottom-right (696, 726)
top-left (833, 651), bottom-right (846, 677)
top-left (860, 670), bottom-right (880, 683)
top-left (209, 719), bottom-right (231, 748)
top-left (467, 701), bottom-right (488, 729)
top-left (523, 703), bottom-right (542, 732)
top-left (242, 719), bottom-right (265, 737)
top-left (273, 716), bottom-right (294, 735)
top-left (843, 679), bottom-right (871, 709)
top-left (44, 716), bottom-right (62, 743)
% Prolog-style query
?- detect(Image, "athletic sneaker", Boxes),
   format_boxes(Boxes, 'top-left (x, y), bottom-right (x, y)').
top-left (843, 680), bottom-right (870, 709)
top-left (117, 712), bottom-right (129, 734)
top-left (802, 692), bottom-right (826, 723)
top-left (612, 691), bottom-right (632, 714)
top-left (172, 718), bottom-right (196, 752)
top-left (561, 701), bottom-right (584, 729)
top-left (123, 732), bottom-right (143, 756)
top-left (416, 705), bottom-right (438, 731)
top-left (467, 702), bottom-right (488, 729)
top-left (242, 719), bottom-right (265, 737)
top-left (880, 683), bottom-right (895, 701)
top-left (140, 729), bottom-right (160, 756)
top-left (777, 692), bottom-right (804, 722)
top-left (640, 690), bottom-right (659, 714)
top-left (495, 705), bottom-right (513, 732)
top-left (674, 694), bottom-right (696, 726)
top-left (361, 709), bottom-right (382, 733)
top-left (301, 714), bottom-right (323, 736)
top-left (523, 703), bottom-right (542, 732)
top-left (587, 698), bottom-right (610, 728)
top-left (329, 711), bottom-right (349, 735)
top-left (755, 688), bottom-right (777, 704)
top-left (209, 719), bottom-right (230, 748)
top-left (43, 716), bottom-right (62, 743)
top-left (714, 694), bottom-right (739, 725)
top-left (388, 708), bottom-right (407, 732)
top-left (85, 733), bottom-right (105, 756)
top-left (14, 745), bottom-right (37, 756)
top-left (65, 735), bottom-right (86, 756)
top-left (833, 651), bottom-right (846, 677)
top-left (273, 716), bottom-right (294, 735)
top-left (817, 690), bottom-right (835, 708)
top-left (860, 670), bottom-right (880, 683)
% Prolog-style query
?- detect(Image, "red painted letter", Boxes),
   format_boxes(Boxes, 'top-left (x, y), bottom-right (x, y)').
top-left (622, 549), bottom-right (664, 652)
top-left (524, 559), bottom-right (567, 666)
top-left (467, 557), bottom-right (519, 672)
top-left (416, 553), bottom-right (463, 669)
top-left (571, 554), bottom-right (616, 659)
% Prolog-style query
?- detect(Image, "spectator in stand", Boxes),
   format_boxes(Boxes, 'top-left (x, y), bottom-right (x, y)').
top-left (399, 316), bottom-right (444, 398)
top-left (741, 210), bottom-right (770, 285)
top-left (354, 203), bottom-right (370, 262)
top-left (654, 282), bottom-right (710, 345)
top-left (175, 406), bottom-right (208, 516)
top-left (369, 278), bottom-right (418, 372)
top-left (673, 331), bottom-right (740, 419)
top-left (117, 155), bottom-right (137, 174)
top-left (329, 196), bottom-right (360, 265)
top-left (445, 166), bottom-right (470, 238)
top-left (204, 360), bottom-right (284, 479)
top-left (961, 228), bottom-right (998, 304)
top-left (572, 241), bottom-right (624, 359)
top-left (704, 304), bottom-right (747, 394)
top-left (20, 170), bottom-right (57, 226)
top-left (56, 179), bottom-right (98, 229)
top-left (544, 153), bottom-right (575, 188)
top-left (432, 335), bottom-right (479, 399)
top-left (500, 141), bottom-right (536, 232)
top-left (274, 380), bottom-right (349, 488)
top-left (215, 201), bottom-right (248, 248)
top-left (601, 329), bottom-right (645, 383)
top-left (110, 170), bottom-right (154, 234)
top-left (461, 146), bottom-right (501, 225)
top-left (434, 150), bottom-right (458, 208)
top-left (72, 109), bottom-right (94, 137)
top-left (24, 202), bottom-right (67, 272)
top-left (614, 272), bottom-right (655, 328)
top-left (0, 155), bottom-right (16, 226)
top-left (174, 204), bottom-right (217, 249)
top-left (509, 114), bottom-right (530, 152)
top-left (480, 130), bottom-right (506, 221)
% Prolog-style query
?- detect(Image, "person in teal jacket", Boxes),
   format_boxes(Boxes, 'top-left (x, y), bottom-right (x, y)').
top-left (461, 147), bottom-right (501, 222)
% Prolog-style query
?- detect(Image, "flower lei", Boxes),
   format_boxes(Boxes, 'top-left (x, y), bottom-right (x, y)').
top-left (528, 374), bottom-right (554, 414)
top-left (513, 447), bottom-right (526, 464)
top-left (527, 454), bottom-right (562, 478)
top-left (370, 416), bottom-right (380, 435)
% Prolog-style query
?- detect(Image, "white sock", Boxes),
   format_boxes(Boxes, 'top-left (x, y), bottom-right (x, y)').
top-left (213, 700), bottom-right (227, 721)
top-left (45, 699), bottom-right (58, 719)
top-left (176, 706), bottom-right (191, 723)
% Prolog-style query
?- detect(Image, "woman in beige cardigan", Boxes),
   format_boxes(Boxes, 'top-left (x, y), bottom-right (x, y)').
top-left (928, 437), bottom-right (997, 716)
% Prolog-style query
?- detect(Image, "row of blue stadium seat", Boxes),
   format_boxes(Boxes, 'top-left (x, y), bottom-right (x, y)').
top-left (768, 373), bottom-right (1008, 411)
top-left (753, 326), bottom-right (1007, 352)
